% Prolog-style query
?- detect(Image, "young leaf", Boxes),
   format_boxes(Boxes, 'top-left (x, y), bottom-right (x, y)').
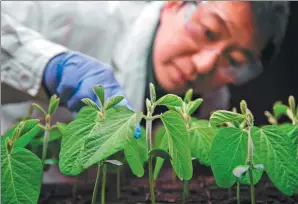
top-left (149, 148), bottom-right (171, 160)
top-left (184, 89), bottom-right (193, 104)
top-left (14, 125), bottom-right (42, 148)
top-left (48, 96), bottom-right (60, 115)
top-left (155, 94), bottom-right (183, 107)
top-left (81, 98), bottom-right (100, 111)
top-left (32, 103), bottom-right (47, 116)
top-left (210, 128), bottom-right (248, 187)
top-left (251, 126), bottom-right (298, 195)
top-left (289, 95), bottom-right (296, 116)
top-left (1, 147), bottom-right (42, 204)
top-left (124, 139), bottom-right (145, 177)
top-left (82, 109), bottom-right (142, 169)
top-left (187, 98), bottom-right (203, 115)
top-left (12, 119), bottom-right (39, 141)
top-left (149, 83), bottom-right (156, 103)
top-left (161, 110), bottom-right (192, 180)
top-left (75, 106), bottom-right (98, 120)
top-left (273, 102), bottom-right (288, 119)
top-left (190, 124), bottom-right (216, 166)
top-left (59, 108), bottom-right (98, 175)
top-left (209, 111), bottom-right (245, 128)
top-left (93, 85), bottom-right (105, 107)
top-left (104, 160), bottom-right (123, 166)
top-left (104, 96), bottom-right (125, 110)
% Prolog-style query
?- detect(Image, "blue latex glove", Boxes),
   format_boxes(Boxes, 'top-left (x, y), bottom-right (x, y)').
top-left (43, 52), bottom-right (140, 138)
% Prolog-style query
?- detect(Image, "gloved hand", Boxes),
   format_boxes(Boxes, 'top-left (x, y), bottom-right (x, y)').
top-left (43, 52), bottom-right (141, 138)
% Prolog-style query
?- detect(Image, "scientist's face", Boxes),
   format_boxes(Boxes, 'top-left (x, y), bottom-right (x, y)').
top-left (153, 1), bottom-right (261, 95)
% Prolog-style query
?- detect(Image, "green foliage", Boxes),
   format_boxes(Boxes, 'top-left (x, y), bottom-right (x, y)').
top-left (251, 126), bottom-right (298, 195)
top-left (48, 94), bottom-right (60, 115)
top-left (210, 128), bottom-right (248, 187)
top-left (82, 98), bottom-right (100, 111)
top-left (209, 111), bottom-right (245, 128)
top-left (82, 109), bottom-right (142, 168)
top-left (94, 85), bottom-right (105, 107)
top-left (190, 119), bottom-right (216, 166)
top-left (1, 122), bottom-right (43, 204)
top-left (104, 96), bottom-right (124, 110)
top-left (160, 110), bottom-right (192, 180)
top-left (155, 94), bottom-right (183, 107)
top-left (187, 98), bottom-right (203, 115)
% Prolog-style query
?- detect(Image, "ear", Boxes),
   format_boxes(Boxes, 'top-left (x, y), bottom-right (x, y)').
top-left (161, 1), bottom-right (184, 21)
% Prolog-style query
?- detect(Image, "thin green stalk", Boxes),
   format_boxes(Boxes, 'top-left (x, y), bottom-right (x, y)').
top-left (101, 164), bottom-right (107, 204)
top-left (91, 164), bottom-right (101, 204)
top-left (42, 115), bottom-right (51, 168)
top-left (228, 187), bottom-right (232, 199)
top-left (117, 167), bottom-right (121, 200)
top-left (41, 128), bottom-right (50, 167)
top-left (247, 128), bottom-right (255, 204)
top-left (237, 181), bottom-right (240, 204)
top-left (72, 176), bottom-right (78, 198)
top-left (182, 180), bottom-right (190, 204)
top-left (146, 117), bottom-right (155, 204)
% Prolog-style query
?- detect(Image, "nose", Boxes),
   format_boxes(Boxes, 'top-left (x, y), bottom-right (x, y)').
top-left (191, 49), bottom-right (221, 74)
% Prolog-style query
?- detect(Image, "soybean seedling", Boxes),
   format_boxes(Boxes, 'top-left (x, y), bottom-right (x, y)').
top-left (1, 120), bottom-right (43, 204)
top-left (59, 85), bottom-right (143, 204)
top-left (265, 95), bottom-right (298, 159)
top-left (31, 95), bottom-right (61, 167)
top-left (210, 100), bottom-right (298, 204)
top-left (145, 84), bottom-right (193, 204)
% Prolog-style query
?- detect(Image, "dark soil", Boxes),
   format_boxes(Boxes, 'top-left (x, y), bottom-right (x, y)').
top-left (38, 162), bottom-right (298, 204)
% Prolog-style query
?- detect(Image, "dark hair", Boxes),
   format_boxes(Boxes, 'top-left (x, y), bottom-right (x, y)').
top-left (250, 2), bottom-right (290, 58)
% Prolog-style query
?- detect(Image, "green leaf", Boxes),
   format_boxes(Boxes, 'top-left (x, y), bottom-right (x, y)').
top-left (251, 126), bottom-right (298, 195)
top-left (273, 102), bottom-right (288, 119)
top-left (48, 95), bottom-right (60, 115)
top-left (155, 94), bottom-right (183, 107)
top-left (124, 139), bottom-right (145, 177)
top-left (161, 110), bottom-right (192, 180)
top-left (288, 96), bottom-right (296, 116)
top-left (75, 106), bottom-right (98, 120)
top-left (190, 123), bottom-right (216, 166)
top-left (238, 168), bottom-right (263, 185)
top-left (210, 128), bottom-right (248, 187)
top-left (82, 109), bottom-right (142, 169)
top-left (14, 125), bottom-right (42, 148)
top-left (153, 130), bottom-right (168, 180)
top-left (187, 98), bottom-right (203, 115)
top-left (184, 89), bottom-right (193, 104)
top-left (149, 148), bottom-right (171, 160)
top-left (104, 96), bottom-right (125, 110)
top-left (56, 122), bottom-right (67, 135)
top-left (149, 83), bottom-right (156, 103)
top-left (1, 147), bottom-right (42, 204)
top-left (81, 98), bottom-right (100, 111)
top-left (210, 111), bottom-right (245, 128)
top-left (59, 108), bottom-right (99, 175)
top-left (93, 85), bottom-right (105, 107)
top-left (32, 103), bottom-right (47, 116)
top-left (12, 119), bottom-right (39, 142)
top-left (104, 160), bottom-right (123, 166)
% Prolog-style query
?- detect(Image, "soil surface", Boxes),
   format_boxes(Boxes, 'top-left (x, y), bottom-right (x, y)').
top-left (38, 163), bottom-right (298, 204)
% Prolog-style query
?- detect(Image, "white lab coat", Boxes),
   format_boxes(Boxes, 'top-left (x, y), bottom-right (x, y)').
top-left (1, 1), bottom-right (230, 134)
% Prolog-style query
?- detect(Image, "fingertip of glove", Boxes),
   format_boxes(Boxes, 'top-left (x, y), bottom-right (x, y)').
top-left (134, 124), bottom-right (141, 139)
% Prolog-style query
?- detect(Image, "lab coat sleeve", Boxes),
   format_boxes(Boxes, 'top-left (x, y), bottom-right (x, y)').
top-left (1, 9), bottom-right (68, 101)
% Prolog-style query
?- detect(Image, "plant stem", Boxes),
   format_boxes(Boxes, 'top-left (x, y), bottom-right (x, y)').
top-left (146, 117), bottom-right (155, 204)
top-left (72, 176), bottom-right (78, 198)
top-left (117, 166), bottom-right (121, 200)
top-left (237, 181), bottom-right (240, 204)
top-left (91, 164), bottom-right (101, 204)
top-left (101, 164), bottom-right (107, 204)
top-left (182, 180), bottom-right (190, 204)
top-left (41, 128), bottom-right (50, 167)
top-left (228, 187), bottom-right (232, 199)
top-left (247, 128), bottom-right (255, 204)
